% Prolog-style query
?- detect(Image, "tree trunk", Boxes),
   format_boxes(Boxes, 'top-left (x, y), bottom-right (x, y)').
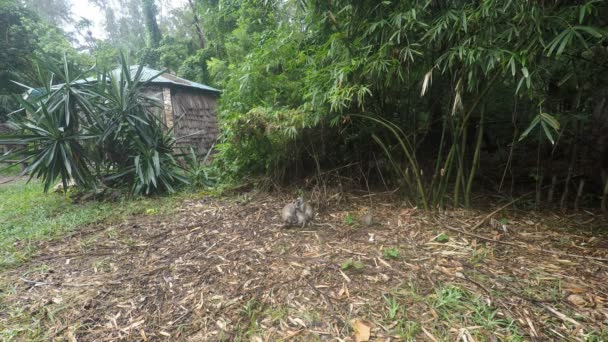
top-left (187, 0), bottom-right (206, 49)
top-left (591, 90), bottom-right (608, 187)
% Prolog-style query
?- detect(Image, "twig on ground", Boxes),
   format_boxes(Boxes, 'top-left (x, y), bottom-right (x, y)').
top-left (20, 277), bottom-right (121, 287)
top-left (470, 191), bottom-right (535, 231)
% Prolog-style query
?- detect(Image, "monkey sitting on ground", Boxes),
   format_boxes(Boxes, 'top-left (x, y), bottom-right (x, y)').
top-left (281, 197), bottom-right (314, 227)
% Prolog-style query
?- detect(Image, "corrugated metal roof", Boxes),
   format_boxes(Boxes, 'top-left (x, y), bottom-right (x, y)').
top-left (129, 66), bottom-right (221, 94)
top-left (23, 66), bottom-right (221, 97)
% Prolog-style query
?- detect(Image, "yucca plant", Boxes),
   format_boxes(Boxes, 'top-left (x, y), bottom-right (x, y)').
top-left (86, 57), bottom-right (188, 195)
top-left (0, 53), bottom-right (188, 195)
top-left (0, 104), bottom-right (94, 192)
top-left (183, 147), bottom-right (216, 188)
top-left (1, 56), bottom-right (97, 191)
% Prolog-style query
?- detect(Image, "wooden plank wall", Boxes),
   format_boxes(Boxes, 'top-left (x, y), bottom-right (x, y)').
top-left (170, 88), bottom-right (219, 157)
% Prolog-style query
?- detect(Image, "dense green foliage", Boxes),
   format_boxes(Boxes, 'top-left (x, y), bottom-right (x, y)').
top-left (0, 0), bottom-right (92, 120)
top-left (179, 0), bottom-right (607, 208)
top-left (2, 0), bottom-right (608, 207)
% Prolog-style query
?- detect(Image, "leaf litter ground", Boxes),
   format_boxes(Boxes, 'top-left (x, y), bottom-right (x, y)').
top-left (1, 192), bottom-right (607, 341)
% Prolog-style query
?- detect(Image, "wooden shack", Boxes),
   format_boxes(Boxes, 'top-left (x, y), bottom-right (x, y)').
top-left (135, 67), bottom-right (221, 157)
top-left (16, 67), bottom-right (221, 158)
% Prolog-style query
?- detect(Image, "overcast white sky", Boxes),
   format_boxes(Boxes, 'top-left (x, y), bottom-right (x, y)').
top-left (68, 0), bottom-right (188, 39)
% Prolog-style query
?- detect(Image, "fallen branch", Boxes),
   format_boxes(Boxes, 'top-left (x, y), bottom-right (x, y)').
top-left (0, 177), bottom-right (21, 185)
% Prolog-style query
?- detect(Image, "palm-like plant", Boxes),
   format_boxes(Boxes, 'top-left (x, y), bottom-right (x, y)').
top-left (2, 56), bottom-right (97, 191)
top-left (0, 53), bottom-right (188, 195)
top-left (1, 103), bottom-right (94, 192)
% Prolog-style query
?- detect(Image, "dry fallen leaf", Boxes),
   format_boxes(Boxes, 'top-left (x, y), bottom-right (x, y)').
top-left (567, 294), bottom-right (587, 307)
top-left (350, 318), bottom-right (371, 342)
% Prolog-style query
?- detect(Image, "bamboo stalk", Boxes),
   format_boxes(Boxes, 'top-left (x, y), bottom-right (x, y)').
top-left (436, 145), bottom-right (456, 209)
top-left (602, 177), bottom-right (608, 214)
top-left (451, 74), bottom-right (499, 208)
top-left (574, 179), bottom-right (584, 211)
top-left (465, 106), bottom-right (484, 208)
top-left (499, 99), bottom-right (518, 193)
top-left (560, 144), bottom-right (578, 211)
top-left (535, 129), bottom-right (543, 211)
top-left (547, 175), bottom-right (557, 203)
top-left (453, 121), bottom-right (467, 208)
top-left (535, 174), bottom-right (544, 211)
top-left (429, 115), bottom-right (448, 206)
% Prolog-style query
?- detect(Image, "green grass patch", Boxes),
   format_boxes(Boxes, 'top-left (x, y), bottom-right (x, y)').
top-left (427, 284), bottom-right (523, 340)
top-left (382, 247), bottom-right (400, 259)
top-left (0, 180), bottom-right (184, 270)
top-left (381, 281), bottom-right (524, 340)
top-left (0, 181), bottom-right (191, 339)
top-left (0, 164), bottom-right (23, 177)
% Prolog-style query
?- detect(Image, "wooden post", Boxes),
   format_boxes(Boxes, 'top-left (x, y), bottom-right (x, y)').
top-left (163, 87), bottom-right (174, 130)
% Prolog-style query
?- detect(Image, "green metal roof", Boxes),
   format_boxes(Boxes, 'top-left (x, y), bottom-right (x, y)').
top-left (25, 66), bottom-right (221, 97)
top-left (129, 66), bottom-right (221, 94)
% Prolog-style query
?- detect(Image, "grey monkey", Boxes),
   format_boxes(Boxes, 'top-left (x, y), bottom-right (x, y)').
top-left (281, 200), bottom-right (299, 226)
top-left (281, 197), bottom-right (314, 227)
top-left (295, 197), bottom-right (314, 227)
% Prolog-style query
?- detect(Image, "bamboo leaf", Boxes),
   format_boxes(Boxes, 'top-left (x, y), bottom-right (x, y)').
top-left (519, 115), bottom-right (541, 141)
top-left (541, 121), bottom-right (555, 145)
top-left (556, 31), bottom-right (573, 56)
top-left (540, 112), bottom-right (560, 130)
top-left (574, 25), bottom-right (603, 38)
top-left (420, 69), bottom-right (433, 97)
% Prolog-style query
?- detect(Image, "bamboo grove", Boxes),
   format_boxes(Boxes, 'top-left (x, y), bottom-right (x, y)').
top-left (206, 0), bottom-right (608, 209)
top-left (1, 0), bottom-right (608, 209)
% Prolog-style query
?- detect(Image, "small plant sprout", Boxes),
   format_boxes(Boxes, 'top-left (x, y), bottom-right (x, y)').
top-left (383, 247), bottom-right (400, 259)
top-left (434, 233), bottom-right (449, 243)
top-left (345, 213), bottom-right (356, 225)
top-left (145, 208), bottom-right (158, 215)
top-left (383, 295), bottom-right (400, 320)
top-left (341, 259), bottom-right (365, 271)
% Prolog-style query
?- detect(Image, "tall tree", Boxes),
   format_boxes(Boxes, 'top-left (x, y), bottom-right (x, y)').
top-left (142, 0), bottom-right (162, 49)
top-left (20, 0), bottom-right (71, 26)
top-left (0, 0), bottom-right (36, 120)
top-left (187, 0), bottom-right (205, 48)
top-left (0, 0), bottom-right (88, 120)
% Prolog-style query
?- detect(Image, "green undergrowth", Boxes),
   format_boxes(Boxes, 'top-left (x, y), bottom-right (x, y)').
top-left (381, 282), bottom-right (524, 340)
top-left (0, 164), bottom-right (23, 177)
top-left (0, 180), bottom-right (193, 270)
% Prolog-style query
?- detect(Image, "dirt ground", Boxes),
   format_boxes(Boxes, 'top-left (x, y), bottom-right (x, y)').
top-left (1, 191), bottom-right (607, 341)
